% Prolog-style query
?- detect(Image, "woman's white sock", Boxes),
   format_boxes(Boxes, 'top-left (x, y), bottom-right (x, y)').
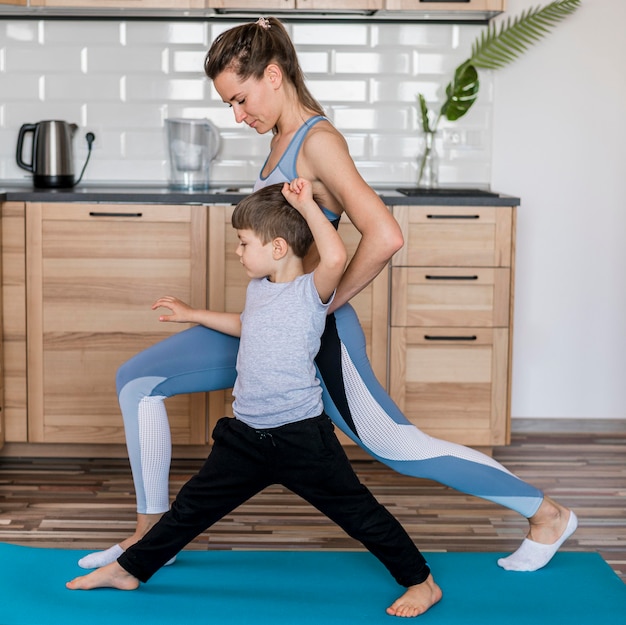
top-left (497, 511), bottom-right (578, 572)
top-left (78, 543), bottom-right (176, 569)
top-left (78, 544), bottom-right (124, 569)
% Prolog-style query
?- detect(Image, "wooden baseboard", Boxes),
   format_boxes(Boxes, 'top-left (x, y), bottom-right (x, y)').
top-left (512, 418), bottom-right (626, 433)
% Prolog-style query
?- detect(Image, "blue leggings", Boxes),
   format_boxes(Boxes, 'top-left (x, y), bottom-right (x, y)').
top-left (117, 304), bottom-right (543, 519)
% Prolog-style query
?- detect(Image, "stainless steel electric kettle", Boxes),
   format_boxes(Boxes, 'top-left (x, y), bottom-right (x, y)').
top-left (16, 120), bottom-right (79, 188)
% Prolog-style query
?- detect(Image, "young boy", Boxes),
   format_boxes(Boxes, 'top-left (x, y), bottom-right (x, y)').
top-left (66, 179), bottom-right (442, 618)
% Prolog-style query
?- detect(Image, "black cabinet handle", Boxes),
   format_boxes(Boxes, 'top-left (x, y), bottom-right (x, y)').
top-left (89, 212), bottom-right (143, 218)
top-left (425, 275), bottom-right (478, 281)
top-left (427, 214), bottom-right (480, 219)
top-left (424, 335), bottom-right (477, 341)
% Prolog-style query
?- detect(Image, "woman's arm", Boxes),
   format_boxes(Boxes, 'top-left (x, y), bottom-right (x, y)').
top-left (152, 296), bottom-right (242, 337)
top-left (299, 126), bottom-right (404, 313)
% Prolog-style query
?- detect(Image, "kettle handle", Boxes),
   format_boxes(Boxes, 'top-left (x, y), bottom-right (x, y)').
top-left (204, 121), bottom-right (221, 161)
top-left (16, 123), bottom-right (37, 173)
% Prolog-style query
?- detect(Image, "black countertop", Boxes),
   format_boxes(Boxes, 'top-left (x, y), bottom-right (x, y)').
top-left (0, 184), bottom-right (520, 207)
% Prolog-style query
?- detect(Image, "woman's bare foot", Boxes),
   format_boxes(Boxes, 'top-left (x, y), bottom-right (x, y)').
top-left (66, 561), bottom-right (140, 591)
top-left (78, 512), bottom-right (165, 569)
top-left (386, 574), bottom-right (442, 618)
top-left (498, 497), bottom-right (578, 571)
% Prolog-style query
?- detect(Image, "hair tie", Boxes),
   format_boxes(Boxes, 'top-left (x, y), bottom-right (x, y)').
top-left (255, 16), bottom-right (271, 29)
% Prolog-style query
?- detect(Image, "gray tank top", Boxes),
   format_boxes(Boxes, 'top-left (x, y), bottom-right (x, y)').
top-left (232, 273), bottom-right (331, 429)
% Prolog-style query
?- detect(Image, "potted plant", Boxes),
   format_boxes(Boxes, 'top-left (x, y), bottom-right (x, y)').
top-left (417, 0), bottom-right (581, 188)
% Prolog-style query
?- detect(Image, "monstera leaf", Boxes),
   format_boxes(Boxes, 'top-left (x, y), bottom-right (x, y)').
top-left (441, 62), bottom-right (480, 122)
top-left (418, 0), bottom-right (581, 133)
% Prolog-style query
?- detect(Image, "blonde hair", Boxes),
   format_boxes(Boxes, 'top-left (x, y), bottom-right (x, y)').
top-left (204, 17), bottom-right (325, 120)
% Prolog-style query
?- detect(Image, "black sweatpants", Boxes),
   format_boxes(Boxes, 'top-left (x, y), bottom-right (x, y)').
top-left (118, 414), bottom-right (430, 588)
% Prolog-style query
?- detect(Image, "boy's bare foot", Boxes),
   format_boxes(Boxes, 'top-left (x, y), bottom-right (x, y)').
top-left (386, 574), bottom-right (442, 618)
top-left (66, 561), bottom-right (140, 591)
top-left (498, 497), bottom-right (578, 572)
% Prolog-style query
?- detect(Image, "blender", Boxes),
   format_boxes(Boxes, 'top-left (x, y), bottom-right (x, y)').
top-left (165, 118), bottom-right (221, 190)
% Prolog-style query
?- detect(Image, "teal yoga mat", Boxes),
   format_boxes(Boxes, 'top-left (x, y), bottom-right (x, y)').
top-left (1, 544), bottom-right (624, 624)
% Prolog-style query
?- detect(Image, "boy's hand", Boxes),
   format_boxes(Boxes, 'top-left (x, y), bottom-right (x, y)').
top-left (152, 296), bottom-right (196, 323)
top-left (282, 178), bottom-right (314, 214)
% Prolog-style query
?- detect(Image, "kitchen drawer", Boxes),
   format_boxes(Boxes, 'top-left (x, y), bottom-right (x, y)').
top-left (391, 266), bottom-right (510, 327)
top-left (389, 326), bottom-right (509, 446)
top-left (392, 205), bottom-right (513, 268)
top-left (385, 0), bottom-right (503, 10)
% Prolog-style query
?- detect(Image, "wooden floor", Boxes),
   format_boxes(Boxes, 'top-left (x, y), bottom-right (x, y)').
top-left (0, 431), bottom-right (624, 583)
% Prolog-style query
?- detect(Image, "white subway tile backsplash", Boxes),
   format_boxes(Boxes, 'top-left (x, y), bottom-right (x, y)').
top-left (292, 23), bottom-right (370, 47)
top-left (2, 21), bottom-right (40, 43)
top-left (45, 74), bottom-right (122, 102)
top-left (0, 19), bottom-right (493, 187)
top-left (87, 46), bottom-right (166, 74)
top-left (298, 51), bottom-right (330, 74)
top-left (333, 106), bottom-right (411, 131)
top-left (125, 77), bottom-right (207, 102)
top-left (42, 20), bottom-right (122, 45)
top-left (4, 46), bottom-right (82, 73)
top-left (335, 51), bottom-right (411, 75)
top-left (86, 103), bottom-right (164, 128)
top-left (124, 21), bottom-right (208, 46)
top-left (171, 50), bottom-right (207, 74)
top-left (307, 79), bottom-right (368, 103)
top-left (0, 75), bottom-right (40, 101)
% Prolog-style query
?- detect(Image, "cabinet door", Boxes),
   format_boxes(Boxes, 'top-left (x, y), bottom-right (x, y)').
top-left (29, 0), bottom-right (206, 7)
top-left (1, 202), bottom-right (27, 443)
top-left (384, 0), bottom-right (504, 11)
top-left (296, 0), bottom-right (382, 8)
top-left (0, 208), bottom-right (3, 451)
top-left (208, 0), bottom-right (295, 8)
top-left (208, 205), bottom-right (388, 442)
top-left (25, 203), bottom-right (208, 445)
top-left (389, 326), bottom-right (509, 446)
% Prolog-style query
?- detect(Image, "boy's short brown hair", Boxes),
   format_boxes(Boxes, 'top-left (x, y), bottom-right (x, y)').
top-left (232, 183), bottom-right (314, 259)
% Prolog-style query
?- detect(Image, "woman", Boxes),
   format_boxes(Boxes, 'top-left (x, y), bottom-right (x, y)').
top-left (79, 16), bottom-right (576, 575)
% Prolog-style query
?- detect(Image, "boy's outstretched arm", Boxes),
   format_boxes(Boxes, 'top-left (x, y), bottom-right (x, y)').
top-left (282, 178), bottom-right (347, 303)
top-left (152, 295), bottom-right (242, 337)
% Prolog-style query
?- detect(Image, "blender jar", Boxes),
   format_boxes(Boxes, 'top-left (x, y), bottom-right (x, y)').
top-left (165, 118), bottom-right (221, 190)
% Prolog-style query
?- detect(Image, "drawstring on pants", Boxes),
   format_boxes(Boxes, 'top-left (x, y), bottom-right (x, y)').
top-left (256, 431), bottom-right (276, 447)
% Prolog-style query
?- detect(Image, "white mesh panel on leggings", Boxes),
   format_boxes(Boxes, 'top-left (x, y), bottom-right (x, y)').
top-left (339, 344), bottom-right (514, 473)
top-left (138, 395), bottom-right (172, 514)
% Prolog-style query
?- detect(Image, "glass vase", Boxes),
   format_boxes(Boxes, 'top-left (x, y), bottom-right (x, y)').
top-left (416, 131), bottom-right (439, 189)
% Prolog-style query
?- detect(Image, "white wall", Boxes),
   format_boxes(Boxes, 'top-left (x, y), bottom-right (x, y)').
top-left (492, 0), bottom-right (626, 419)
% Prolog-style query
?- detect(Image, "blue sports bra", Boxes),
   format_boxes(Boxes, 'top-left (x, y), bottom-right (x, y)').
top-left (254, 115), bottom-right (340, 226)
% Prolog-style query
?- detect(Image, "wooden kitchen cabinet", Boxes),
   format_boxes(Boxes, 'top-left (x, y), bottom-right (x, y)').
top-left (208, 0), bottom-right (295, 8)
top-left (24, 203), bottom-right (208, 445)
top-left (207, 1), bottom-right (383, 8)
top-left (28, 0), bottom-right (205, 7)
top-left (389, 204), bottom-right (515, 447)
top-left (384, 0), bottom-right (504, 11)
top-left (0, 206), bottom-right (4, 451)
top-left (1, 203), bottom-right (27, 445)
top-left (207, 205), bottom-right (388, 442)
